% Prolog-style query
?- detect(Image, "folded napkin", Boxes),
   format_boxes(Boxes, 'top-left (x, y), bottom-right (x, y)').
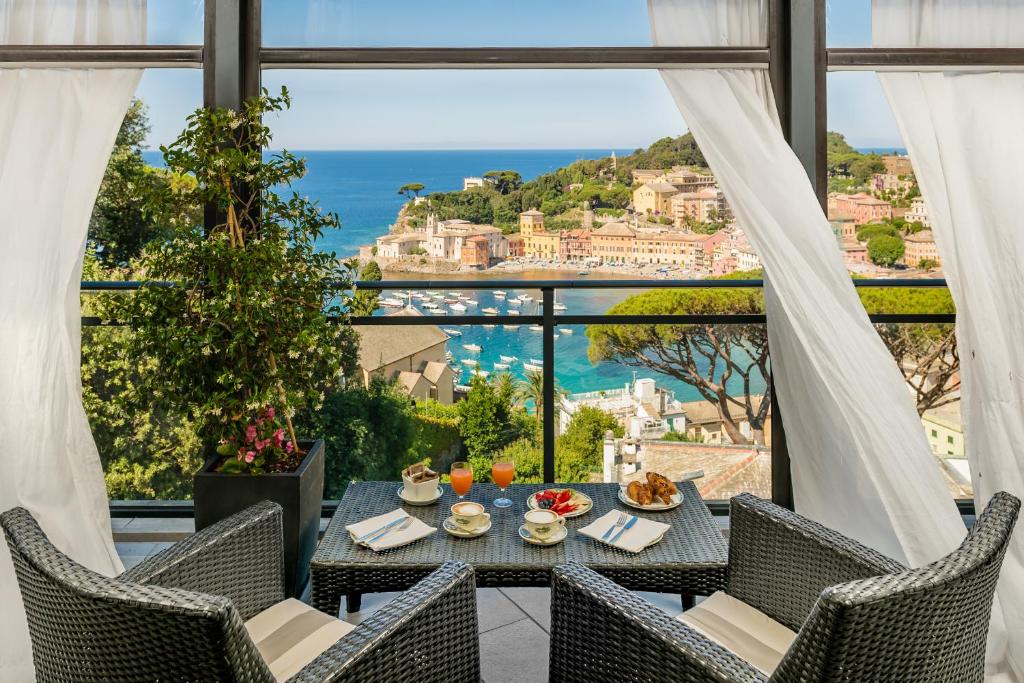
top-left (346, 509), bottom-right (436, 552)
top-left (578, 510), bottom-right (670, 554)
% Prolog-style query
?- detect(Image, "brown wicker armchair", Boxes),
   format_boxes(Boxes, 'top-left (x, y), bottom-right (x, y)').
top-left (2, 501), bottom-right (480, 682)
top-left (550, 491), bottom-right (1019, 682)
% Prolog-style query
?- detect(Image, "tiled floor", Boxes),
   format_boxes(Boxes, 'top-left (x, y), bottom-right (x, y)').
top-left (115, 520), bottom-right (706, 682)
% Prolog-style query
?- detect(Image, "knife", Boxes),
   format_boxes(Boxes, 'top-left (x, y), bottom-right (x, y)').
top-left (355, 515), bottom-right (408, 542)
top-left (608, 515), bottom-right (638, 545)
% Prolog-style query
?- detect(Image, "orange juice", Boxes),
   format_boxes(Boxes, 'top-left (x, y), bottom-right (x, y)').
top-left (451, 466), bottom-right (473, 497)
top-left (491, 461), bottom-right (515, 489)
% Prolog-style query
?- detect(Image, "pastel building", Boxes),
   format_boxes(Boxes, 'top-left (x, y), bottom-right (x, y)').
top-left (590, 222), bottom-right (636, 263)
top-left (905, 196), bottom-right (930, 228)
top-left (559, 229), bottom-right (592, 261)
top-left (827, 192), bottom-right (894, 225)
top-left (902, 229), bottom-right (941, 268)
top-left (633, 182), bottom-right (679, 217)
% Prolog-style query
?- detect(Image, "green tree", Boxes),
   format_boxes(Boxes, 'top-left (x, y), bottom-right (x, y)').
top-left (483, 170), bottom-right (523, 195)
top-left (867, 234), bottom-right (905, 267)
top-left (858, 286), bottom-right (958, 415)
top-left (587, 271), bottom-right (770, 445)
top-left (90, 99), bottom-right (202, 264)
top-left (398, 182), bottom-right (425, 200)
top-left (496, 438), bottom-right (543, 484)
top-left (301, 378), bottom-right (419, 497)
top-left (856, 223), bottom-right (900, 242)
top-left (350, 260), bottom-right (383, 316)
top-left (459, 374), bottom-right (507, 459)
top-left (917, 258), bottom-right (939, 270)
top-left (556, 406), bottom-right (623, 482)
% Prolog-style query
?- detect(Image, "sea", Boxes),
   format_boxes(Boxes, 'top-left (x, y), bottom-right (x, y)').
top-left (142, 148), bottom-right (767, 401)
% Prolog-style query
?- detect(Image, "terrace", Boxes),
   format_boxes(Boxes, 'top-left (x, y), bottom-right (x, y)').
top-left (3, 1), bottom-right (1023, 682)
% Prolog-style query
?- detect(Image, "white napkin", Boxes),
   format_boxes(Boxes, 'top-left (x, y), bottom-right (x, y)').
top-left (346, 509), bottom-right (436, 551)
top-left (578, 510), bottom-right (670, 553)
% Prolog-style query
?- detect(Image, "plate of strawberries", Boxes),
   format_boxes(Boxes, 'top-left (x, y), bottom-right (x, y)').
top-left (527, 488), bottom-right (593, 518)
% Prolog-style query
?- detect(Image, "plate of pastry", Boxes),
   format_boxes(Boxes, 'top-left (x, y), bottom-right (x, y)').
top-left (618, 473), bottom-right (682, 511)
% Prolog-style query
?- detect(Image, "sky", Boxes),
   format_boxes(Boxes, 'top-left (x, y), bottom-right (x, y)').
top-left (135, 0), bottom-right (904, 151)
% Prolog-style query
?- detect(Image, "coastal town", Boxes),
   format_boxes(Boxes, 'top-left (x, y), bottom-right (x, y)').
top-left (361, 150), bottom-right (939, 279)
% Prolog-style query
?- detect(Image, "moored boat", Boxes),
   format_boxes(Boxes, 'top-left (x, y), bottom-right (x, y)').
top-left (442, 328), bottom-right (462, 337)
top-left (499, 355), bottom-right (518, 362)
top-left (523, 363), bottom-right (542, 372)
top-left (482, 307), bottom-right (499, 315)
top-left (463, 343), bottom-right (482, 352)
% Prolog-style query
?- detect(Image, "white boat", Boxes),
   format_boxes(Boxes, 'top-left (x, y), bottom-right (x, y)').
top-left (380, 297), bottom-right (404, 308)
top-left (450, 303), bottom-right (467, 312)
top-left (494, 290), bottom-right (507, 298)
top-left (455, 384), bottom-right (472, 392)
top-left (471, 369), bottom-right (490, 378)
top-left (529, 325), bottom-right (543, 332)
top-left (442, 328), bottom-right (462, 337)
top-left (553, 333), bottom-right (561, 339)
top-left (462, 359), bottom-right (479, 366)
top-left (448, 291), bottom-right (461, 297)
top-left (443, 297), bottom-right (459, 304)
top-left (519, 294), bottom-right (534, 302)
top-left (458, 295), bottom-right (470, 301)
top-left (429, 309), bottom-right (447, 315)
top-left (464, 299), bottom-right (479, 306)
top-left (503, 324), bottom-right (520, 330)
top-left (482, 307), bottom-right (499, 315)
top-left (427, 291), bottom-right (441, 296)
top-left (553, 302), bottom-right (567, 312)
top-left (507, 298), bottom-right (522, 307)
top-left (523, 363), bottom-right (542, 372)
top-left (494, 362), bottom-right (510, 370)
top-left (499, 355), bottom-right (518, 362)
top-left (528, 358), bottom-right (543, 366)
top-left (463, 343), bottom-right (482, 352)
top-left (422, 301), bottom-right (438, 309)
top-left (483, 324), bottom-right (496, 329)
top-left (508, 309), bottom-right (521, 316)
top-left (561, 328), bottom-right (574, 335)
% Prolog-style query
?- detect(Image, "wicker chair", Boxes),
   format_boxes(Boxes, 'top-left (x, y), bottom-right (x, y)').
top-left (550, 491), bottom-right (1020, 683)
top-left (2, 501), bottom-right (480, 682)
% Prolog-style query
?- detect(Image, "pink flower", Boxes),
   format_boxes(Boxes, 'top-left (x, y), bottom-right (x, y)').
top-left (266, 406), bottom-right (276, 419)
top-left (254, 439), bottom-right (267, 451)
top-left (273, 428), bottom-right (285, 446)
top-left (244, 424), bottom-right (258, 443)
top-left (245, 451), bottom-right (256, 464)
top-left (285, 441), bottom-right (294, 453)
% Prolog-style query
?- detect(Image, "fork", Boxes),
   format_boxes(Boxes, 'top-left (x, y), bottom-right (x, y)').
top-left (601, 512), bottom-right (628, 541)
top-left (363, 517), bottom-right (413, 545)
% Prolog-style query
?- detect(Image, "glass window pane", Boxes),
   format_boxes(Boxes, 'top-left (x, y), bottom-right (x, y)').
top-left (261, 0), bottom-right (765, 47)
top-left (826, 0), bottom-right (872, 47)
top-left (147, 0), bottom-right (204, 45)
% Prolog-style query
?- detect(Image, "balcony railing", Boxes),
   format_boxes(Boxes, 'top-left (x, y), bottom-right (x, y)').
top-left (82, 276), bottom-right (962, 516)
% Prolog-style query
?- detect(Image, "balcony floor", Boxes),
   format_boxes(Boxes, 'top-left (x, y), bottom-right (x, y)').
top-left (115, 519), bottom-right (706, 682)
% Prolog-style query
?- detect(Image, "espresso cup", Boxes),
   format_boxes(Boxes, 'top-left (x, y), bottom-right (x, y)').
top-left (524, 509), bottom-right (566, 539)
top-left (451, 501), bottom-right (488, 531)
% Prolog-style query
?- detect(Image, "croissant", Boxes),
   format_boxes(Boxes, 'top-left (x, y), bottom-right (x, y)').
top-left (646, 472), bottom-right (677, 505)
top-left (627, 481), bottom-right (653, 506)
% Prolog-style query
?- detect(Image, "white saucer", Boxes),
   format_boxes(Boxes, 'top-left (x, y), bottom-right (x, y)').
top-left (398, 485), bottom-right (443, 506)
top-left (443, 514), bottom-right (491, 537)
top-left (519, 524), bottom-right (568, 546)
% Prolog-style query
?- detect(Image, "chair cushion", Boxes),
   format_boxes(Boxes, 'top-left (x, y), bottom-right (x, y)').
top-left (676, 591), bottom-right (796, 675)
top-left (245, 598), bottom-right (356, 682)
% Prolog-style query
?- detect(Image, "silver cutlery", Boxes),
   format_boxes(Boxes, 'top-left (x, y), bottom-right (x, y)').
top-left (601, 512), bottom-right (628, 541)
top-left (609, 515), bottom-right (638, 545)
top-left (363, 516), bottom-right (413, 545)
top-left (356, 516), bottom-right (409, 542)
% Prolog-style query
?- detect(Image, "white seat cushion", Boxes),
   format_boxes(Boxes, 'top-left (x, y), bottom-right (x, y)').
top-left (245, 598), bottom-right (356, 682)
top-left (677, 591), bottom-right (796, 675)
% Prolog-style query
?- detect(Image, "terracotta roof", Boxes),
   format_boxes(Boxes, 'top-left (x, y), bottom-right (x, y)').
top-left (353, 308), bottom-right (449, 372)
top-left (592, 222), bottom-right (636, 237)
top-left (642, 182), bottom-right (680, 194)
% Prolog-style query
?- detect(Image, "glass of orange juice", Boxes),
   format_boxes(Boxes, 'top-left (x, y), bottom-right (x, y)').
top-left (491, 455), bottom-right (515, 508)
top-left (450, 461), bottom-right (473, 500)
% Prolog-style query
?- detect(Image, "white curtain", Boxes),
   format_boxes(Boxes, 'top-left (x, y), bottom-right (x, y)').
top-left (647, 0), bottom-right (965, 566)
top-left (0, 2), bottom-right (144, 680)
top-left (875, 2), bottom-right (1024, 679)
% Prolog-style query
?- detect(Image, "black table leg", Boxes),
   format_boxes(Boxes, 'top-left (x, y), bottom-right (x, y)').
top-left (681, 594), bottom-right (696, 611)
top-left (346, 592), bottom-right (362, 614)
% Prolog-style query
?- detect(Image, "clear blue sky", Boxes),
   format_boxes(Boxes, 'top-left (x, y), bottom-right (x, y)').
top-left (136, 0), bottom-right (902, 150)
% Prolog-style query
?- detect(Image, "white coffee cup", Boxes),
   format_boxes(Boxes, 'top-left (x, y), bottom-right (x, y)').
top-left (524, 509), bottom-right (565, 539)
top-left (451, 501), bottom-right (489, 531)
top-left (402, 472), bottom-right (440, 502)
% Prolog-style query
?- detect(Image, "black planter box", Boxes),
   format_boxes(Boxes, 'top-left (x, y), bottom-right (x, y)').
top-left (194, 439), bottom-right (324, 597)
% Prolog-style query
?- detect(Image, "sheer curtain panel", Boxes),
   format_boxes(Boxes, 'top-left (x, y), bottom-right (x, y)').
top-left (875, 1), bottom-right (1024, 679)
top-left (0, 1), bottom-right (144, 680)
top-left (647, 0), bottom-right (964, 566)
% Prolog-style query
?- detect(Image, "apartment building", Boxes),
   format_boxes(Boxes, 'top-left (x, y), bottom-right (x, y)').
top-left (590, 222), bottom-right (637, 263)
top-left (633, 230), bottom-right (705, 269)
top-left (633, 182), bottom-right (679, 216)
top-left (905, 196), bottom-right (930, 228)
top-left (902, 229), bottom-right (941, 267)
top-left (559, 229), bottom-right (592, 261)
top-left (827, 192), bottom-right (894, 225)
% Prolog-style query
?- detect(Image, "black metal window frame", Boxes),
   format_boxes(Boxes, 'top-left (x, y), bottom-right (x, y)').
top-left (6, 0), bottom-right (984, 512)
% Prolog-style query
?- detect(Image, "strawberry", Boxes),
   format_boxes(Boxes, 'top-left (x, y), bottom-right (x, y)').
top-left (557, 490), bottom-right (571, 504)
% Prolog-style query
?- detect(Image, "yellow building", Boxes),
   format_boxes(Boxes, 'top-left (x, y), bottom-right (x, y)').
top-left (591, 222), bottom-right (636, 263)
top-left (633, 231), bottom-right (705, 268)
top-left (902, 229), bottom-right (941, 268)
top-left (923, 401), bottom-right (963, 457)
top-left (632, 182), bottom-right (679, 217)
top-left (519, 209), bottom-right (559, 259)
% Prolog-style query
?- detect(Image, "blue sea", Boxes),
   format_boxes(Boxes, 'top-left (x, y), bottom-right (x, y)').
top-left (142, 148), bottom-right (766, 401)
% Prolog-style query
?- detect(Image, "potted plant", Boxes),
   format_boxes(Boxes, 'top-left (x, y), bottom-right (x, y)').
top-left (112, 89), bottom-right (354, 596)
